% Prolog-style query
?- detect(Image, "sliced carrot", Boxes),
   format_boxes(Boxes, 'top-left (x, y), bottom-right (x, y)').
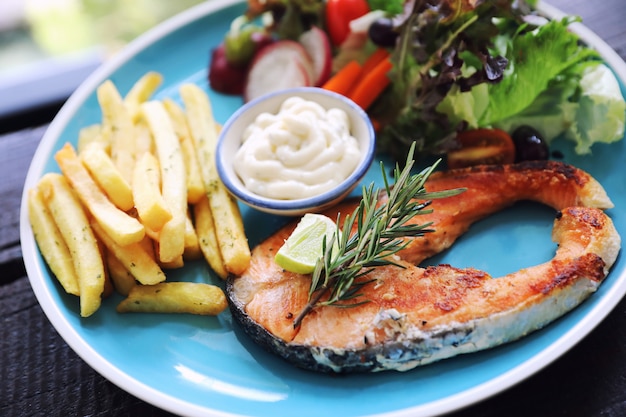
top-left (348, 57), bottom-right (393, 110)
top-left (359, 48), bottom-right (391, 76)
top-left (321, 60), bottom-right (362, 96)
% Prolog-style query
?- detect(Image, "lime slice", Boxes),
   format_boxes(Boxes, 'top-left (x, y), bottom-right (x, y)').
top-left (275, 213), bottom-right (338, 274)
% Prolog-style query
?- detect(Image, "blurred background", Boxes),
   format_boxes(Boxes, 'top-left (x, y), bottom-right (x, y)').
top-left (0, 0), bottom-right (205, 131)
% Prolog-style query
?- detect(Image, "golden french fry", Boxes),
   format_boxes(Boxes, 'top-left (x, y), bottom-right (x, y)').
top-left (102, 274), bottom-right (114, 298)
top-left (140, 101), bottom-right (187, 263)
top-left (158, 254), bottom-right (184, 269)
top-left (132, 152), bottom-right (172, 231)
top-left (97, 80), bottom-right (136, 184)
top-left (193, 195), bottom-right (228, 279)
top-left (143, 224), bottom-right (160, 242)
top-left (80, 144), bottom-right (134, 211)
top-left (180, 83), bottom-right (250, 275)
top-left (105, 250), bottom-right (137, 296)
top-left (116, 282), bottom-right (227, 315)
top-left (77, 124), bottom-right (108, 154)
top-left (134, 119), bottom-right (154, 156)
top-left (139, 234), bottom-right (157, 257)
top-left (124, 71), bottom-right (163, 121)
top-left (150, 223), bottom-right (186, 269)
top-left (27, 186), bottom-right (80, 296)
top-left (183, 210), bottom-right (202, 261)
top-left (55, 143), bottom-right (145, 246)
top-left (100, 241), bottom-right (115, 299)
top-left (91, 221), bottom-right (165, 286)
top-left (162, 98), bottom-right (205, 204)
top-left (206, 189), bottom-right (249, 275)
top-left (38, 173), bottom-right (105, 317)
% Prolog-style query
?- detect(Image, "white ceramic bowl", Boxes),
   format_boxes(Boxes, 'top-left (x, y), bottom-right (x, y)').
top-left (216, 87), bottom-right (376, 216)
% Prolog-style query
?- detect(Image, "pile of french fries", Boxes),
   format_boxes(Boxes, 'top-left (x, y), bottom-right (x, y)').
top-left (27, 72), bottom-right (251, 317)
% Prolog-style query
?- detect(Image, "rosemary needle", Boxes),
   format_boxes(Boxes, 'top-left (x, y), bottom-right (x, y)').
top-left (293, 143), bottom-right (465, 329)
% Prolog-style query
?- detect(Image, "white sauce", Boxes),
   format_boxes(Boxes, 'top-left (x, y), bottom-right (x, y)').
top-left (233, 96), bottom-right (361, 200)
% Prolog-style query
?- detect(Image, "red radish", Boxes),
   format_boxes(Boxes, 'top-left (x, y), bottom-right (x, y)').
top-left (208, 44), bottom-right (248, 95)
top-left (243, 40), bottom-right (315, 102)
top-left (299, 26), bottom-right (333, 86)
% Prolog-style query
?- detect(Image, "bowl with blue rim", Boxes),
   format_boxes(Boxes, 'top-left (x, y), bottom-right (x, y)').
top-left (216, 87), bottom-right (376, 216)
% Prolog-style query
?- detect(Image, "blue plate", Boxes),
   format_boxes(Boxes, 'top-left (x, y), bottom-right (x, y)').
top-left (20, 1), bottom-right (626, 416)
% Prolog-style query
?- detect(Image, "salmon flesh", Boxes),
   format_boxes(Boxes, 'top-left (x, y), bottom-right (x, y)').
top-left (227, 161), bottom-right (621, 373)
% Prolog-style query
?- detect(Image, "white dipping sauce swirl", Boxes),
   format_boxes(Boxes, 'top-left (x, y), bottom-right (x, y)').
top-left (233, 96), bottom-right (361, 200)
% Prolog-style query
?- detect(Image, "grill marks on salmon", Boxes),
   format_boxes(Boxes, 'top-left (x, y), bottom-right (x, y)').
top-left (227, 161), bottom-right (621, 373)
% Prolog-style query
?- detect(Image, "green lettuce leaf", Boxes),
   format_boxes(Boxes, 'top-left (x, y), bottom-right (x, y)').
top-left (495, 63), bottom-right (626, 154)
top-left (437, 82), bottom-right (489, 129)
top-left (367, 0), bottom-right (403, 15)
top-left (479, 17), bottom-right (598, 125)
top-left (493, 72), bottom-right (579, 143)
top-left (565, 63), bottom-right (626, 154)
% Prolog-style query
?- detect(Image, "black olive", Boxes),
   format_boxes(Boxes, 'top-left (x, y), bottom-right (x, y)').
top-left (512, 126), bottom-right (550, 162)
top-left (368, 18), bottom-right (399, 47)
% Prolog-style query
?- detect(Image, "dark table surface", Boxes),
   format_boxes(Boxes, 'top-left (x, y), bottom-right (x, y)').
top-left (2, 1), bottom-right (626, 416)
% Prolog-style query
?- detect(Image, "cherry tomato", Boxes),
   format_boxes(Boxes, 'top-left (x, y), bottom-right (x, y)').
top-left (447, 128), bottom-right (516, 169)
top-left (325, 0), bottom-right (370, 46)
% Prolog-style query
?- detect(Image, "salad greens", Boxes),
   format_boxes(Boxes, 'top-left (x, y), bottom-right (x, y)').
top-left (223, 0), bottom-right (625, 160)
top-left (244, 0), bottom-right (325, 40)
top-left (369, 0), bottom-right (625, 159)
top-left (366, 0), bottom-right (404, 15)
top-left (497, 63), bottom-right (626, 154)
top-left (567, 64), bottom-right (626, 153)
top-left (479, 17), bottom-right (598, 125)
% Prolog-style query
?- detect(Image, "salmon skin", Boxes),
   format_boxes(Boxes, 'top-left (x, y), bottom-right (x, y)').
top-left (226, 161), bottom-right (621, 373)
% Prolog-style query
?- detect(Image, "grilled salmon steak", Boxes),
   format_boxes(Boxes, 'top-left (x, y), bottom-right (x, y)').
top-left (227, 161), bottom-right (621, 373)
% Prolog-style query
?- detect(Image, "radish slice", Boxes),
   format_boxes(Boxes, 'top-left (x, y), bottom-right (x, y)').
top-left (299, 26), bottom-right (333, 86)
top-left (243, 41), bottom-right (315, 102)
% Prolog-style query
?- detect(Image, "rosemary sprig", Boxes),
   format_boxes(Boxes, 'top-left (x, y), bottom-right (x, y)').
top-left (292, 144), bottom-right (465, 328)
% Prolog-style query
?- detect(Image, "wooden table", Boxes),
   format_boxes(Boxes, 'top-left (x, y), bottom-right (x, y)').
top-left (2, 1), bottom-right (625, 416)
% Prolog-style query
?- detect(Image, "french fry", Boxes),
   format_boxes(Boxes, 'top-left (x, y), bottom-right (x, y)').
top-left (105, 250), bottom-right (136, 296)
top-left (132, 151), bottom-right (172, 231)
top-left (205, 189), bottom-right (249, 275)
top-left (102, 272), bottom-right (115, 298)
top-left (134, 119), bottom-right (154, 156)
top-left (152, 209), bottom-right (203, 264)
top-left (80, 144), bottom-right (134, 211)
top-left (31, 73), bottom-right (255, 319)
top-left (99, 241), bottom-right (115, 299)
top-left (158, 254), bottom-right (184, 269)
top-left (77, 124), bottom-right (107, 154)
top-left (180, 83), bottom-right (251, 275)
top-left (143, 224), bottom-right (160, 242)
top-left (55, 143), bottom-right (145, 246)
top-left (38, 173), bottom-right (105, 317)
top-left (183, 210), bottom-right (202, 261)
top-left (116, 282), bottom-right (227, 315)
top-left (138, 234), bottom-right (157, 257)
top-left (91, 220), bottom-right (165, 286)
top-left (27, 186), bottom-right (80, 296)
top-left (140, 101), bottom-right (187, 263)
top-left (162, 98), bottom-right (205, 204)
top-left (193, 195), bottom-right (228, 279)
top-left (97, 80), bottom-right (136, 184)
top-left (124, 71), bottom-right (163, 121)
